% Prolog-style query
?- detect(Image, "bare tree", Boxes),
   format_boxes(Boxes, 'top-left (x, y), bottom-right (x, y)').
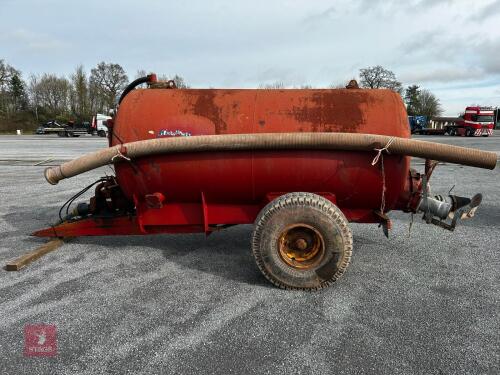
top-left (415, 89), bottom-right (443, 118)
top-left (157, 73), bottom-right (189, 88)
top-left (0, 60), bottom-right (20, 115)
top-left (259, 81), bottom-right (285, 89)
top-left (135, 69), bottom-right (148, 79)
top-left (27, 74), bottom-right (41, 122)
top-left (171, 74), bottom-right (189, 88)
top-left (359, 65), bottom-right (403, 93)
top-left (0, 59), bottom-right (18, 90)
top-left (30, 73), bottom-right (71, 118)
top-left (90, 62), bottom-right (128, 111)
top-left (70, 65), bottom-right (89, 120)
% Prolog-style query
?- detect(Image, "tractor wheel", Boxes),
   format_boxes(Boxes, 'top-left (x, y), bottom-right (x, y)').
top-left (251, 192), bottom-right (353, 291)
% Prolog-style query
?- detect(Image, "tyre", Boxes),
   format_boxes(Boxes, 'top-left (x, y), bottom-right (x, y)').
top-left (252, 192), bottom-right (353, 291)
top-left (97, 130), bottom-right (107, 137)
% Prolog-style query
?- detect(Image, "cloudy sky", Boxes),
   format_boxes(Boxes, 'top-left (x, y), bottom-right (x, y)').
top-left (1, 0), bottom-right (500, 115)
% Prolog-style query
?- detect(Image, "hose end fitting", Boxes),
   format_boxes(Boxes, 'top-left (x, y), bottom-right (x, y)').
top-left (44, 166), bottom-right (63, 185)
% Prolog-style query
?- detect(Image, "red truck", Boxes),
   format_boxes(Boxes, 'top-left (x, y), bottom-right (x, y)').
top-left (448, 106), bottom-right (495, 137)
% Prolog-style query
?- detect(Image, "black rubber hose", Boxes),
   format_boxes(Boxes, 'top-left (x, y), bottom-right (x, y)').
top-left (118, 75), bottom-right (154, 104)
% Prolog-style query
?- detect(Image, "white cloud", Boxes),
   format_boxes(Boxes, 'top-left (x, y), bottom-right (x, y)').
top-left (470, 0), bottom-right (500, 20)
top-left (400, 67), bottom-right (485, 83)
top-left (0, 0), bottom-right (498, 114)
top-left (1, 29), bottom-right (69, 52)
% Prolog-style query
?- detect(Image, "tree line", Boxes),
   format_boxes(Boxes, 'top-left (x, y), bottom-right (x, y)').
top-left (358, 66), bottom-right (443, 118)
top-left (0, 59), bottom-right (442, 133)
top-left (0, 60), bottom-right (188, 132)
top-left (262, 66), bottom-right (443, 119)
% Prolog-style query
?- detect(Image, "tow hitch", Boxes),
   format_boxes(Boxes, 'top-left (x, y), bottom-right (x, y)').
top-left (417, 175), bottom-right (483, 231)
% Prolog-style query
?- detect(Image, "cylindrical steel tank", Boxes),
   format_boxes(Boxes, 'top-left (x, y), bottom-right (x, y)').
top-left (113, 88), bottom-right (410, 214)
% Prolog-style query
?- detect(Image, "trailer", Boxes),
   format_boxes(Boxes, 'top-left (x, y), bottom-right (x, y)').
top-left (56, 121), bottom-right (92, 137)
top-left (409, 116), bottom-right (447, 135)
top-left (35, 120), bottom-right (65, 135)
top-left (23, 75), bottom-right (497, 291)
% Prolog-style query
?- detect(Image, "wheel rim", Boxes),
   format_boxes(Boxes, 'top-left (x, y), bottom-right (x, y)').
top-left (277, 224), bottom-right (325, 269)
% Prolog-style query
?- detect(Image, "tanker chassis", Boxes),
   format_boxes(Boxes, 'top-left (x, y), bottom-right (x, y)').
top-left (31, 75), bottom-right (497, 291)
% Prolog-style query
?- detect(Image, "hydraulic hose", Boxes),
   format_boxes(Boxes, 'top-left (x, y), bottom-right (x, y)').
top-left (44, 132), bottom-right (498, 185)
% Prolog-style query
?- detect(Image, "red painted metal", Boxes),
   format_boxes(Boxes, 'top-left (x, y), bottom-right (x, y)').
top-left (114, 89), bottom-right (409, 208)
top-left (32, 216), bottom-right (204, 237)
top-left (35, 86), bottom-right (418, 238)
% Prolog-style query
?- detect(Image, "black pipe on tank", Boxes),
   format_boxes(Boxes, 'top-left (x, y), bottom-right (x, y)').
top-left (118, 74), bottom-right (157, 105)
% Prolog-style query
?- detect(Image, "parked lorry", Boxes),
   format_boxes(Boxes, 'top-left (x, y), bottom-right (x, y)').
top-left (46, 114), bottom-right (112, 137)
top-left (448, 106), bottom-right (494, 137)
top-left (409, 107), bottom-right (495, 137)
top-left (91, 114), bottom-right (112, 137)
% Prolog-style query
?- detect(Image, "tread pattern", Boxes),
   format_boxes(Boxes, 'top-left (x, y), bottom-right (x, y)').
top-left (251, 192), bottom-right (353, 291)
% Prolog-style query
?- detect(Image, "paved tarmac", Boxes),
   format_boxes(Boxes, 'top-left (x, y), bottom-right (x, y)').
top-left (0, 134), bottom-right (499, 374)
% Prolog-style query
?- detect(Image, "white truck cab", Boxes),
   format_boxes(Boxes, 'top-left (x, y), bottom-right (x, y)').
top-left (91, 114), bottom-right (112, 137)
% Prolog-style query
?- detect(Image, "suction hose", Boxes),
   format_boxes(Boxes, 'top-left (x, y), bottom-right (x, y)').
top-left (44, 132), bottom-right (498, 185)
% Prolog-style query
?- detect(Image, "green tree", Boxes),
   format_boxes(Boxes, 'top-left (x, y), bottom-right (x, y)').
top-left (404, 85), bottom-right (421, 115)
top-left (10, 73), bottom-right (28, 111)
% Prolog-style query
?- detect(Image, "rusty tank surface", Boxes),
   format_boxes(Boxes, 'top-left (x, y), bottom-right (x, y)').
top-left (113, 86), bottom-right (410, 221)
top-left (35, 75), bottom-right (497, 290)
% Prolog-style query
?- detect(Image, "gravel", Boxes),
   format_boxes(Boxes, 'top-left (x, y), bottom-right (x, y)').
top-left (0, 134), bottom-right (498, 374)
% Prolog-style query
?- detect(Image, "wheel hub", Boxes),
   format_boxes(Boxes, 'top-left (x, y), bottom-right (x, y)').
top-left (278, 224), bottom-right (325, 269)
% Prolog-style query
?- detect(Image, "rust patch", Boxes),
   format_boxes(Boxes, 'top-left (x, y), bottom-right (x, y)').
top-left (191, 90), bottom-right (228, 134)
top-left (290, 91), bottom-right (367, 132)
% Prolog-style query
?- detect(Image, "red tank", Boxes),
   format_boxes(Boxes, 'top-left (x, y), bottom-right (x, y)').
top-left (113, 88), bottom-right (410, 222)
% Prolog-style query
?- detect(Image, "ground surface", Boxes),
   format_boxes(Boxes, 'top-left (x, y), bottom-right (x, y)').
top-left (0, 134), bottom-right (499, 374)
